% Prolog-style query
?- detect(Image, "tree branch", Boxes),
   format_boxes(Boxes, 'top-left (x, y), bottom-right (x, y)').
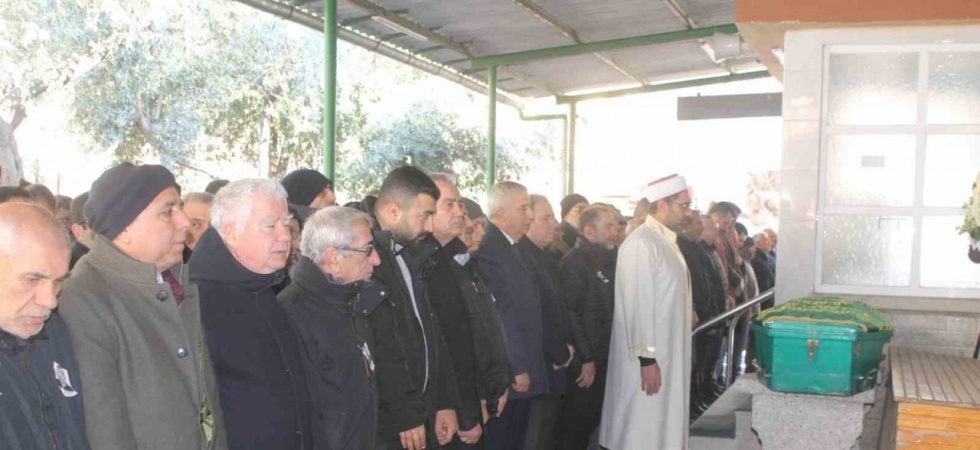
top-left (10, 105), bottom-right (27, 131)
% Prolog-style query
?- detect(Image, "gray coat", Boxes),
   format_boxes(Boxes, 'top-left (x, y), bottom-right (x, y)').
top-left (59, 235), bottom-right (228, 450)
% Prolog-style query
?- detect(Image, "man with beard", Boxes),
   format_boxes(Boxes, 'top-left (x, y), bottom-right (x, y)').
top-left (559, 205), bottom-right (620, 449)
top-left (191, 179), bottom-right (312, 450)
top-left (600, 174), bottom-right (695, 450)
top-left (367, 166), bottom-right (459, 450)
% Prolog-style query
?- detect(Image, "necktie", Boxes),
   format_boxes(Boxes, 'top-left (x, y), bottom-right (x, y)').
top-left (161, 269), bottom-right (186, 307)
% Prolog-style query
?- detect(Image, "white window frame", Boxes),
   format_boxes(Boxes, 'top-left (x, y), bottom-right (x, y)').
top-left (814, 44), bottom-right (980, 299)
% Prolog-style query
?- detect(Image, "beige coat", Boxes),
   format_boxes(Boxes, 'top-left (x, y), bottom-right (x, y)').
top-left (60, 235), bottom-right (228, 450)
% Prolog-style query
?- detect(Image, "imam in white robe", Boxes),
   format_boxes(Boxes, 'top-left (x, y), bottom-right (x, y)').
top-left (600, 215), bottom-right (693, 450)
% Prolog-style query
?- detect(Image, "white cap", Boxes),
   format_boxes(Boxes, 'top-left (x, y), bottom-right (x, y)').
top-left (642, 174), bottom-right (688, 202)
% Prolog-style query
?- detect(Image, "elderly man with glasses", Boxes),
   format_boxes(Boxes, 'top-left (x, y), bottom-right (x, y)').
top-left (278, 206), bottom-right (384, 450)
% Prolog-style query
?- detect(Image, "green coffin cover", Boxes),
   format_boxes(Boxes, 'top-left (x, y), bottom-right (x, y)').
top-left (751, 297), bottom-right (893, 396)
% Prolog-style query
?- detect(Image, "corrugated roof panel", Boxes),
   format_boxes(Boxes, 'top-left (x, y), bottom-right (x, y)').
top-left (273, 0), bottom-right (747, 100)
top-left (510, 53), bottom-right (636, 94)
top-left (366, 0), bottom-right (573, 55)
top-left (674, 0), bottom-right (735, 26)
top-left (605, 41), bottom-right (720, 81)
top-left (533, 0), bottom-right (691, 42)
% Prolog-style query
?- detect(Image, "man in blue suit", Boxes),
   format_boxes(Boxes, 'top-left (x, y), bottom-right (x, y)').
top-left (474, 181), bottom-right (548, 450)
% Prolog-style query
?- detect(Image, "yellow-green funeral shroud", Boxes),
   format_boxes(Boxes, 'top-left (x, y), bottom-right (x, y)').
top-left (751, 297), bottom-right (893, 396)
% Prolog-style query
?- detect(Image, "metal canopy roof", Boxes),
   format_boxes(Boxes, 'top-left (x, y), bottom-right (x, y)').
top-left (237, 0), bottom-right (767, 106)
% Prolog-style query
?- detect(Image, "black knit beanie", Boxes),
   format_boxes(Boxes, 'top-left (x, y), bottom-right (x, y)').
top-left (281, 169), bottom-right (332, 207)
top-left (85, 163), bottom-right (180, 240)
top-left (560, 193), bottom-right (589, 220)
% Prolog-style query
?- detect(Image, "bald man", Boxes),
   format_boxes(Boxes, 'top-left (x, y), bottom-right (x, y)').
top-left (0, 203), bottom-right (91, 449)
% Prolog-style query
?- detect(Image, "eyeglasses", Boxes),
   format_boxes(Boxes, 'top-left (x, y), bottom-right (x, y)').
top-left (338, 243), bottom-right (375, 255)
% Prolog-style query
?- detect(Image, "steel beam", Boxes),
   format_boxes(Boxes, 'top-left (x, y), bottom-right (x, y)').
top-left (486, 67), bottom-right (497, 193)
top-left (555, 71), bottom-right (770, 104)
top-left (323, 0), bottom-right (337, 179)
top-left (469, 23), bottom-right (737, 69)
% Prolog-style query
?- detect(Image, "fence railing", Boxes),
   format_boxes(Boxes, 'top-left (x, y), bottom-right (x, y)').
top-left (692, 289), bottom-right (775, 387)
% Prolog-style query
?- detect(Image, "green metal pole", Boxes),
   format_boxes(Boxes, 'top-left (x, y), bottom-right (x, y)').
top-left (567, 102), bottom-right (577, 194)
top-left (323, 0), bottom-right (337, 180)
top-left (486, 66), bottom-right (497, 193)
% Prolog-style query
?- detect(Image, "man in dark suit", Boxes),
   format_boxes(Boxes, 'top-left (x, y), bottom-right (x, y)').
top-left (520, 194), bottom-right (573, 450)
top-left (474, 181), bottom-right (549, 450)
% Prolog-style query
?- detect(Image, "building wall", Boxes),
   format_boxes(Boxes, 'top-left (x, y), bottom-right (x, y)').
top-left (777, 26), bottom-right (980, 357)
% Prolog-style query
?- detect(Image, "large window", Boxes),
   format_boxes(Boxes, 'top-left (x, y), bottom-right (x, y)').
top-left (815, 46), bottom-right (980, 297)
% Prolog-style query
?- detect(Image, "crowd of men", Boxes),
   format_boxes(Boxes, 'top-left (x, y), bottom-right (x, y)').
top-left (0, 164), bottom-right (776, 450)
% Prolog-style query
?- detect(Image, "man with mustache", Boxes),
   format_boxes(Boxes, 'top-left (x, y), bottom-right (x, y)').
top-left (191, 179), bottom-right (312, 450)
top-left (0, 203), bottom-right (91, 450)
top-left (60, 163), bottom-right (227, 450)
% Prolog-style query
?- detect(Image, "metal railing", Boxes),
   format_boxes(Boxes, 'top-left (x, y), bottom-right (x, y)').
top-left (692, 289), bottom-right (775, 387)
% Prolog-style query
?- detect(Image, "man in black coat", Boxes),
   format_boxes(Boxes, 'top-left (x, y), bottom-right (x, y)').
top-left (558, 205), bottom-right (620, 450)
top-left (681, 213), bottom-right (729, 412)
top-left (367, 166), bottom-right (459, 450)
top-left (425, 174), bottom-right (489, 448)
top-left (0, 203), bottom-right (91, 450)
top-left (278, 207), bottom-right (384, 450)
top-left (474, 182), bottom-right (550, 450)
top-left (451, 198), bottom-right (512, 425)
top-left (190, 179), bottom-right (313, 450)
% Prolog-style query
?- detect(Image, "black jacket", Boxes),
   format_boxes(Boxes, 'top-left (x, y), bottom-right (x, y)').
top-left (367, 227), bottom-right (459, 446)
top-left (678, 236), bottom-right (727, 322)
top-left (0, 314), bottom-right (91, 450)
top-left (473, 223), bottom-right (549, 399)
top-left (190, 228), bottom-right (313, 450)
top-left (750, 249), bottom-right (776, 294)
top-left (518, 237), bottom-right (571, 395)
top-left (444, 238), bottom-right (512, 416)
top-left (278, 256), bottom-right (386, 450)
top-left (559, 241), bottom-right (615, 365)
top-left (425, 237), bottom-right (482, 431)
